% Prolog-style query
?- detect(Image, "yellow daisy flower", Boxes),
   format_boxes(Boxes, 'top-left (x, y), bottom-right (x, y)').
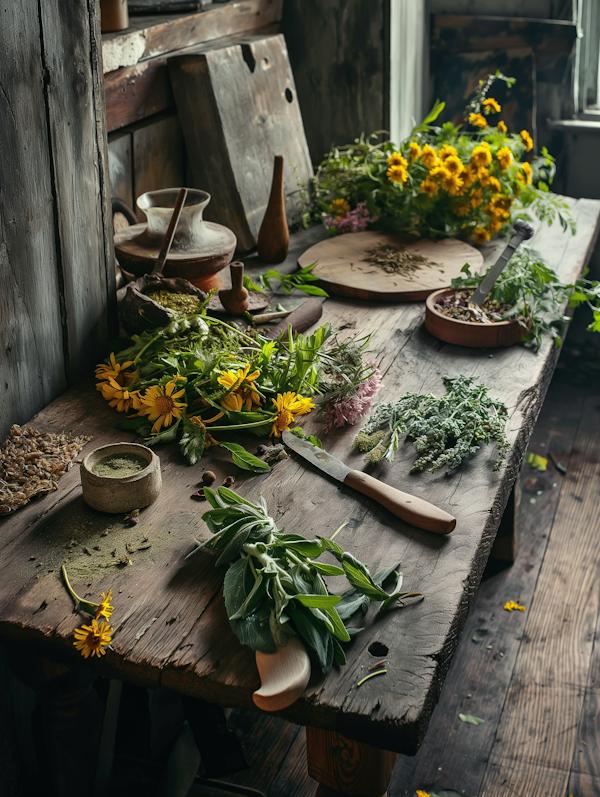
top-left (471, 145), bottom-right (492, 168)
top-left (438, 144), bottom-right (458, 160)
top-left (441, 172), bottom-right (465, 196)
top-left (443, 155), bottom-right (464, 176)
top-left (420, 178), bottom-right (439, 197)
top-left (429, 166), bottom-right (451, 180)
top-left (497, 120), bottom-right (507, 134)
top-left (482, 97), bottom-right (501, 114)
top-left (470, 188), bottom-right (484, 209)
top-left (271, 392), bottom-right (315, 438)
top-left (387, 152), bottom-right (408, 168)
top-left (218, 364), bottom-right (261, 410)
top-left (420, 143), bottom-right (438, 169)
top-left (473, 227), bottom-right (491, 245)
top-left (520, 161), bottom-right (533, 184)
top-left (95, 352), bottom-right (135, 384)
top-left (468, 113), bottom-right (487, 129)
top-left (387, 164), bottom-right (408, 184)
top-left (462, 163), bottom-right (479, 189)
top-left (454, 202), bottom-right (471, 217)
top-left (73, 618), bottom-right (113, 659)
top-left (221, 392), bottom-right (245, 413)
top-left (408, 141), bottom-right (421, 162)
top-left (98, 378), bottom-right (139, 414)
top-left (138, 379), bottom-right (187, 434)
top-left (416, 791), bottom-right (430, 797)
top-left (328, 198), bottom-right (350, 220)
top-left (486, 218), bottom-right (503, 236)
top-left (496, 146), bottom-right (513, 171)
top-left (96, 590), bottom-right (114, 621)
top-left (520, 130), bottom-right (533, 152)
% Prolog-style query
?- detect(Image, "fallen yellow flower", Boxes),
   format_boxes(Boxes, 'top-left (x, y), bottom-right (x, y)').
top-left (504, 600), bottom-right (526, 612)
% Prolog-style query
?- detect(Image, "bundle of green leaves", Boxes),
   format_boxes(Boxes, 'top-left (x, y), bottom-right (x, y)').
top-left (354, 375), bottom-right (510, 473)
top-left (96, 313), bottom-right (380, 470)
top-left (451, 248), bottom-right (600, 349)
top-left (188, 487), bottom-right (420, 674)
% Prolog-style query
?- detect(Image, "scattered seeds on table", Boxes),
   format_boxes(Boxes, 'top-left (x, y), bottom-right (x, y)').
top-left (201, 471), bottom-right (216, 485)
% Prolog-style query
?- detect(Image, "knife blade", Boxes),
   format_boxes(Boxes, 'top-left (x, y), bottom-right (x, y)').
top-left (469, 219), bottom-right (534, 307)
top-left (282, 430), bottom-right (456, 535)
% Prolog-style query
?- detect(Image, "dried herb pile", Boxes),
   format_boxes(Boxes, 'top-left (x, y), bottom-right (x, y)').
top-left (188, 487), bottom-right (420, 674)
top-left (0, 425), bottom-right (91, 514)
top-left (434, 289), bottom-right (512, 324)
top-left (354, 375), bottom-right (510, 472)
top-left (363, 243), bottom-right (439, 276)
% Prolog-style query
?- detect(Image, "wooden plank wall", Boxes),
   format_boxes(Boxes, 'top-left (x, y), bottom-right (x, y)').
top-left (282, 0), bottom-right (390, 164)
top-left (0, 0), bottom-right (114, 442)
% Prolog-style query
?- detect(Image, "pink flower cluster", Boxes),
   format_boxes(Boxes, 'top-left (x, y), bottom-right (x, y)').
top-left (321, 362), bottom-right (382, 434)
top-left (322, 202), bottom-right (376, 234)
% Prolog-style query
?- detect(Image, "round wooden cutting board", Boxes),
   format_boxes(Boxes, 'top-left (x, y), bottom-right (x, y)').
top-left (297, 231), bottom-right (484, 301)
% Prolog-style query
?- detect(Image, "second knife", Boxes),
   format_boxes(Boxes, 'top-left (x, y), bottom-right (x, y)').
top-left (282, 430), bottom-right (456, 535)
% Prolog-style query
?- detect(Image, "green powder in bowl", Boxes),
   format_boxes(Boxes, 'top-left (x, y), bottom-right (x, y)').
top-left (92, 453), bottom-right (149, 478)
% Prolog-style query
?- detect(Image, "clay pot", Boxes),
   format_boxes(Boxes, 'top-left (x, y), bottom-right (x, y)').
top-left (100, 0), bottom-right (129, 32)
top-left (80, 443), bottom-right (161, 514)
top-left (114, 188), bottom-right (237, 291)
top-left (425, 288), bottom-right (527, 348)
top-left (218, 261), bottom-right (250, 314)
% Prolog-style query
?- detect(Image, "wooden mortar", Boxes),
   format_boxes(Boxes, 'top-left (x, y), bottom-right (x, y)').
top-left (80, 443), bottom-right (161, 514)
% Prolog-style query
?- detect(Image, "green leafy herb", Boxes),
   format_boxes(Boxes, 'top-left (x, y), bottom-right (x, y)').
top-left (459, 714), bottom-right (485, 725)
top-left (187, 488), bottom-right (421, 674)
top-left (260, 263), bottom-right (328, 297)
top-left (354, 375), bottom-right (509, 472)
top-left (452, 248), bottom-right (600, 349)
top-left (218, 442), bottom-right (271, 473)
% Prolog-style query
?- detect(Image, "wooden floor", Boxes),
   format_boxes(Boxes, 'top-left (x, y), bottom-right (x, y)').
top-left (204, 305), bottom-right (600, 797)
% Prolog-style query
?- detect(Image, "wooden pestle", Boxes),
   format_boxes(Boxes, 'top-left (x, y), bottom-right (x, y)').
top-left (218, 260), bottom-right (250, 314)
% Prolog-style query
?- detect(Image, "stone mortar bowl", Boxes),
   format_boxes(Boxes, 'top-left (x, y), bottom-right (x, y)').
top-left (80, 442), bottom-right (161, 514)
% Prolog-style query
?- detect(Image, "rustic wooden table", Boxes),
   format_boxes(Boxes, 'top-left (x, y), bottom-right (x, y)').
top-left (1, 198), bottom-right (599, 797)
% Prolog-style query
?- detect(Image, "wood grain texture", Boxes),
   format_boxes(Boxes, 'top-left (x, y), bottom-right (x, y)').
top-left (101, 0), bottom-right (283, 72)
top-left (282, 0), bottom-right (389, 165)
top-left (132, 113), bottom-right (186, 220)
top-left (479, 388), bottom-right (600, 795)
top-left (307, 727), bottom-right (397, 797)
top-left (169, 33), bottom-right (313, 251)
top-left (0, 201), bottom-right (598, 758)
top-left (40, 0), bottom-right (116, 381)
top-left (390, 376), bottom-right (587, 796)
top-left (0, 0), bottom-right (67, 441)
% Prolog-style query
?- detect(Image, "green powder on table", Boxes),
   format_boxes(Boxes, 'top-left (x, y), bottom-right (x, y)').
top-left (92, 453), bottom-right (148, 478)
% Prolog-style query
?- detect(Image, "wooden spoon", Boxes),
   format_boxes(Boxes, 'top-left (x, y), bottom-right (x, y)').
top-left (253, 637), bottom-right (311, 711)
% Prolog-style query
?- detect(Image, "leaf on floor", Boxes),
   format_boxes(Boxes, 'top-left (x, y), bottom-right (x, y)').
top-left (472, 628), bottom-right (489, 643)
top-left (525, 452), bottom-right (547, 471)
top-left (459, 713), bottom-right (485, 725)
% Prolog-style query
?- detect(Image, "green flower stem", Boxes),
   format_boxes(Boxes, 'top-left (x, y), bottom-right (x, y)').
top-left (284, 549), bottom-right (311, 574)
top-left (210, 416), bottom-right (275, 431)
top-left (61, 565), bottom-right (98, 613)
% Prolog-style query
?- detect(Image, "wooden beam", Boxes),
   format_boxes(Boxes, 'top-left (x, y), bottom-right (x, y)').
top-left (101, 0), bottom-right (283, 73)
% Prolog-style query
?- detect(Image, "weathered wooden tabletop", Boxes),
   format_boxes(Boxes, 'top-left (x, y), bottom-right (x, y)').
top-left (1, 198), bottom-right (599, 756)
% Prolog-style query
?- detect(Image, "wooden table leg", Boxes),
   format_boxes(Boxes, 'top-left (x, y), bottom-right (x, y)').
top-left (306, 727), bottom-right (397, 797)
top-left (490, 480), bottom-right (518, 564)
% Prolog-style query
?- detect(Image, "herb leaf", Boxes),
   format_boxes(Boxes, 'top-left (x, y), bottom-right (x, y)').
top-left (219, 441), bottom-right (270, 472)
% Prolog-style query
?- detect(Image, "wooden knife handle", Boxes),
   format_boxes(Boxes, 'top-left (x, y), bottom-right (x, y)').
top-left (344, 470), bottom-right (456, 534)
top-left (265, 298), bottom-right (323, 339)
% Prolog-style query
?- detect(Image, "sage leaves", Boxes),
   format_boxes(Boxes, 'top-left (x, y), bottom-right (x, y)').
top-left (189, 487), bottom-right (421, 675)
top-left (218, 441), bottom-right (270, 473)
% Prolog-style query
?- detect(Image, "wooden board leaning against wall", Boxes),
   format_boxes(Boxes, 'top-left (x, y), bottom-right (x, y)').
top-left (0, 0), bottom-right (114, 443)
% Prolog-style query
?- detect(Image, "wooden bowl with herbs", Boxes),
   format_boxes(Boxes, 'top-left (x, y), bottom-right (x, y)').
top-left (80, 442), bottom-right (161, 514)
top-left (425, 287), bottom-right (527, 348)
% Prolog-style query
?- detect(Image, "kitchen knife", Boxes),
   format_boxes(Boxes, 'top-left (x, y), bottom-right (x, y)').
top-left (282, 430), bottom-right (456, 534)
top-left (469, 219), bottom-right (534, 307)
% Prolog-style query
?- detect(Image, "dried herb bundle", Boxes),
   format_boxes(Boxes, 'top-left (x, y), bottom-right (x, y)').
top-left (187, 487), bottom-right (420, 674)
top-left (363, 243), bottom-right (438, 276)
top-left (354, 375), bottom-right (509, 472)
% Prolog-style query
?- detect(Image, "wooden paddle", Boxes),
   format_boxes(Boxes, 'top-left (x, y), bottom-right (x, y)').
top-left (253, 637), bottom-right (311, 711)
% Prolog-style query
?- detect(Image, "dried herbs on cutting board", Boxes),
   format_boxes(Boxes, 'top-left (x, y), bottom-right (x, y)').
top-left (187, 487), bottom-right (420, 674)
top-left (363, 243), bottom-right (439, 276)
top-left (354, 375), bottom-right (509, 472)
top-left (0, 425), bottom-right (91, 514)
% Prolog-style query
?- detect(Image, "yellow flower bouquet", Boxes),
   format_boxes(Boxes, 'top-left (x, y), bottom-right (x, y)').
top-left (312, 72), bottom-right (574, 243)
